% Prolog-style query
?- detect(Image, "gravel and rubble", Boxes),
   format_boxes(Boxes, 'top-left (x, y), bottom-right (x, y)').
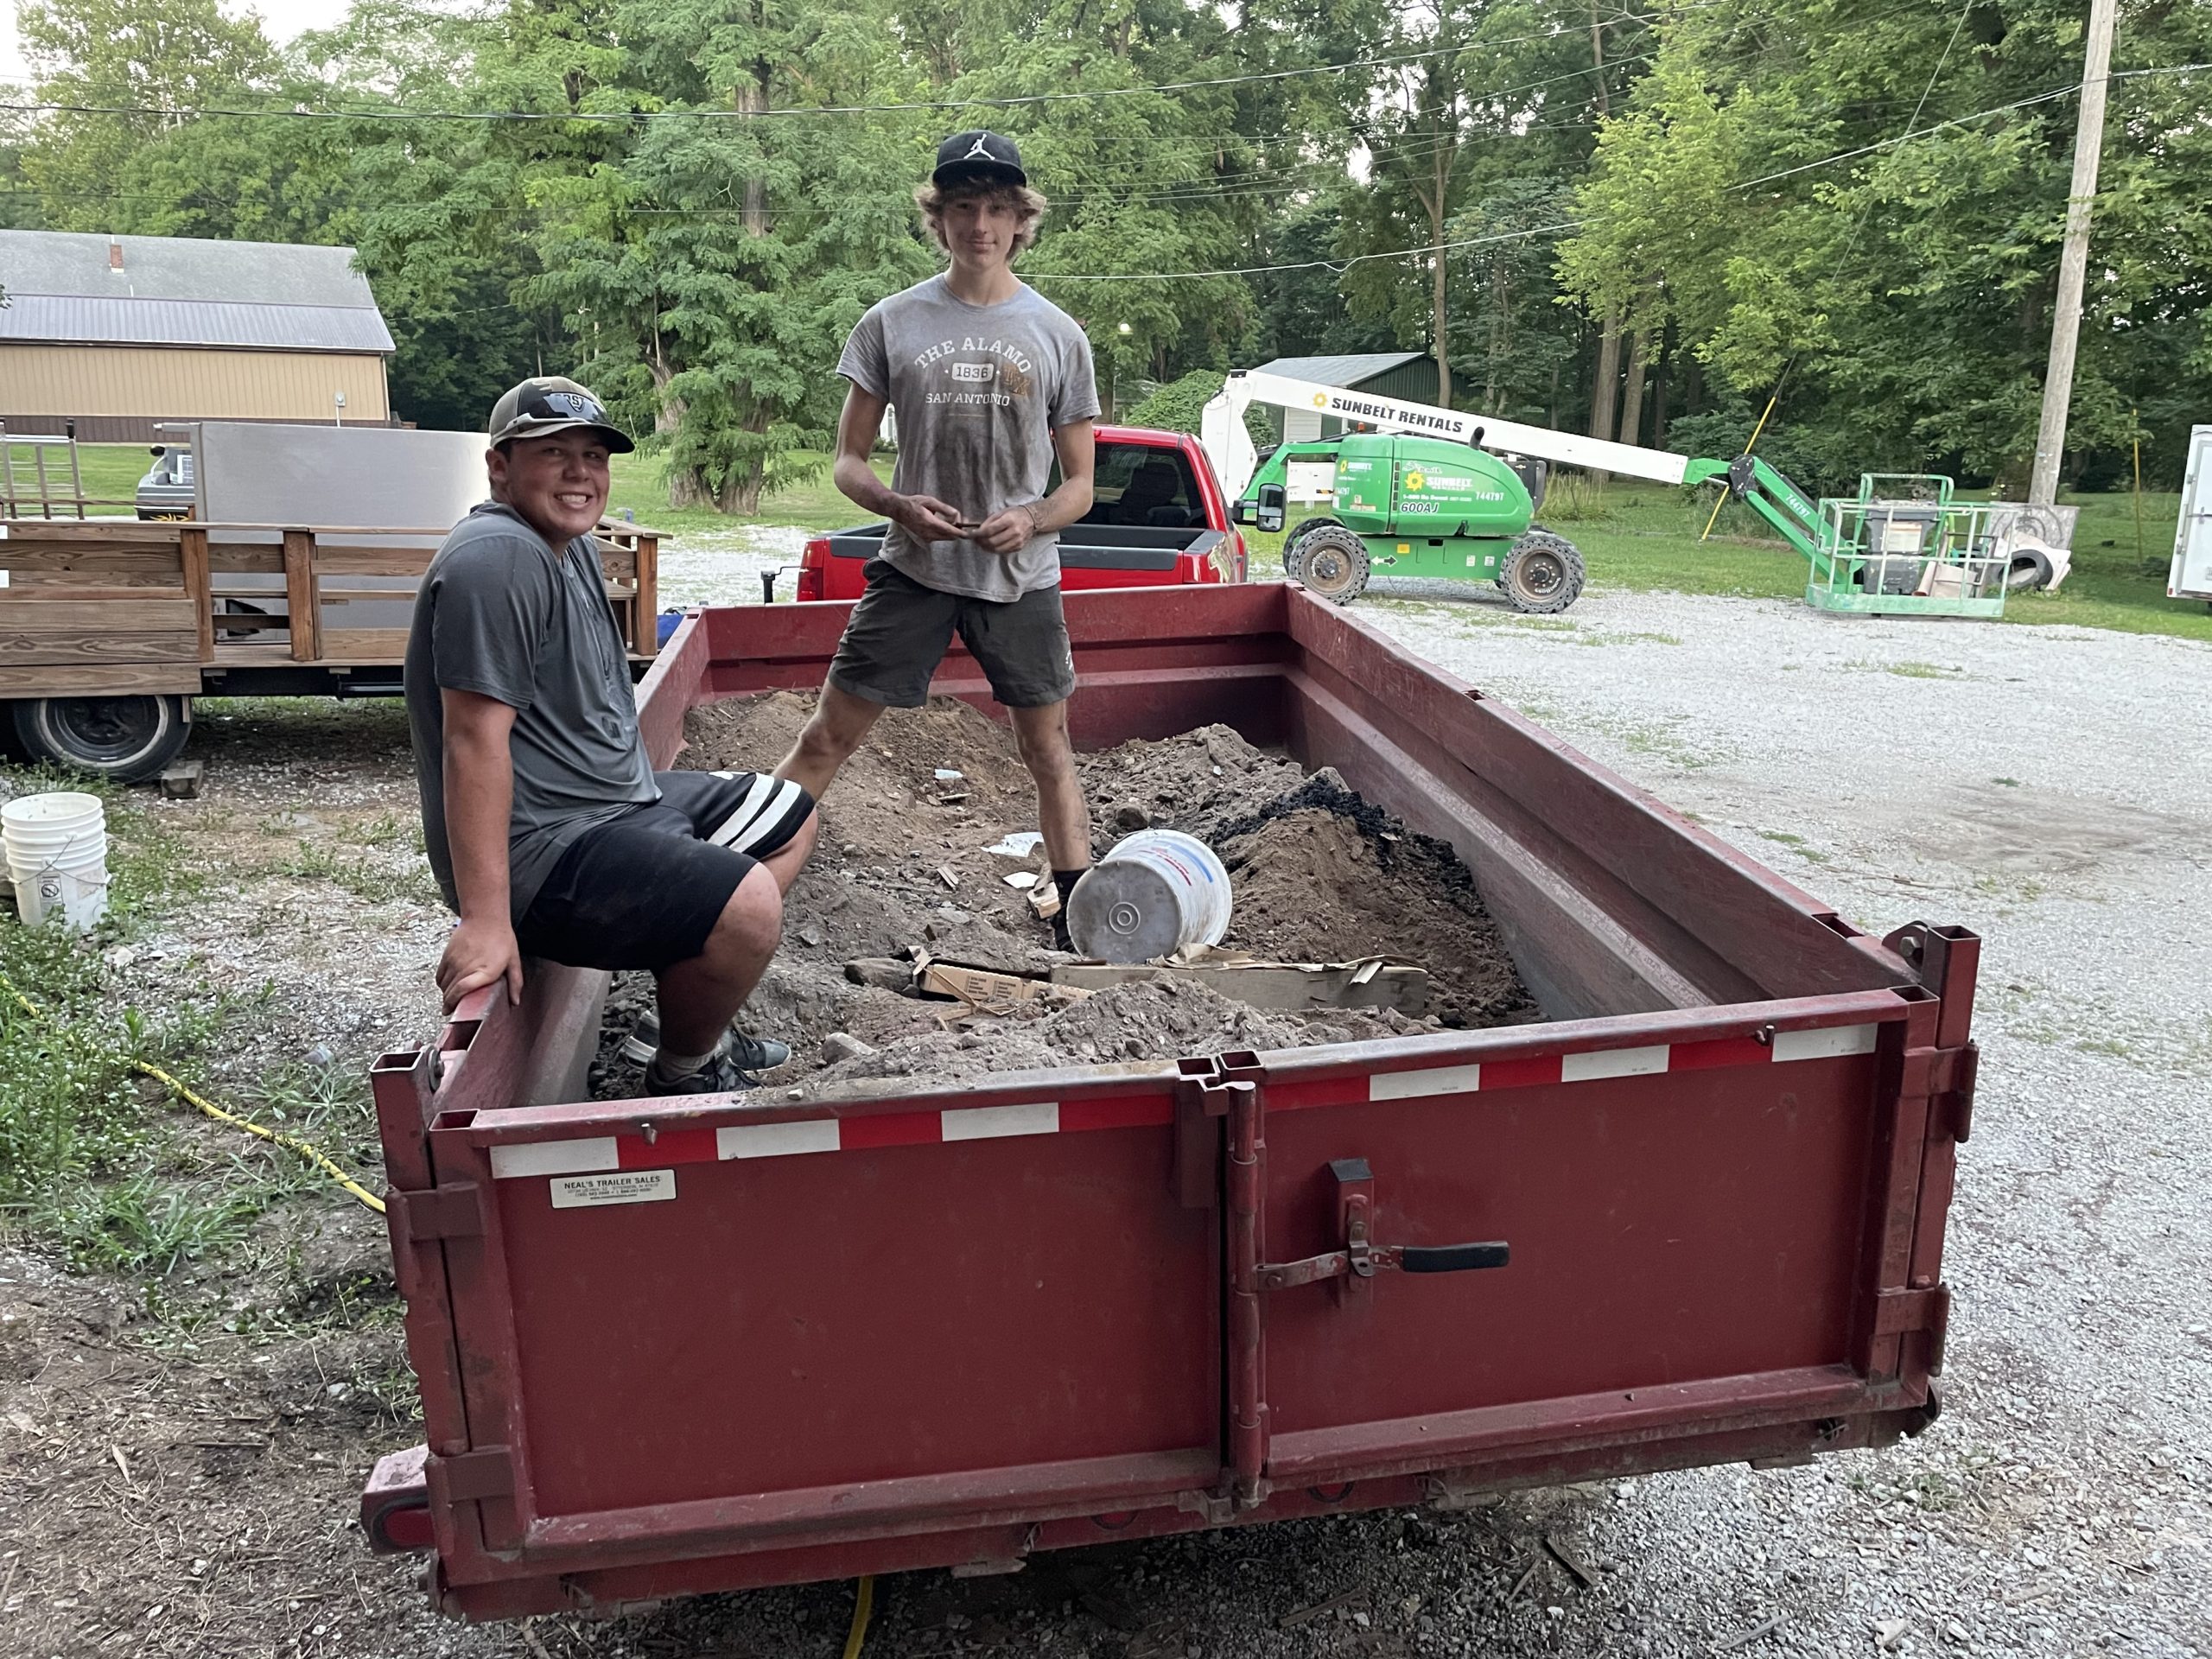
top-left (0, 581), bottom-right (2207, 1658)
top-left (588, 693), bottom-right (1533, 1100)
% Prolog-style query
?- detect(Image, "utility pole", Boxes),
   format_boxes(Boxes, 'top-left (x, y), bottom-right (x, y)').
top-left (2028, 0), bottom-right (2119, 505)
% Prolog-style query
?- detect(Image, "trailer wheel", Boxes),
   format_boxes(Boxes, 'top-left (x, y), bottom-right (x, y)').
top-left (1497, 531), bottom-right (1585, 613)
top-left (1280, 516), bottom-right (1344, 582)
top-left (11, 696), bottom-right (191, 785)
top-left (1294, 526), bottom-right (1370, 605)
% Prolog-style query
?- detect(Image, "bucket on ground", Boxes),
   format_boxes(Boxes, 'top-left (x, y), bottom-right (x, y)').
top-left (3, 791), bottom-right (110, 930)
top-left (1066, 828), bottom-right (1232, 963)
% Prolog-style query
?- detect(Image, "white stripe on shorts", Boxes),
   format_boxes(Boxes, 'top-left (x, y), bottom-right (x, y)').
top-left (709, 773), bottom-right (804, 853)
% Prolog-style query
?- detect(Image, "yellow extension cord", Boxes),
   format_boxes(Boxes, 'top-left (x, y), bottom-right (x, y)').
top-left (12, 967), bottom-right (882, 1643)
top-left (843, 1575), bottom-right (874, 1659)
top-left (1, 969), bottom-right (386, 1216)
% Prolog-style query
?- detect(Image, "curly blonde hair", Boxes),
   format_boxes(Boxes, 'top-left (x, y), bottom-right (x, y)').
top-left (913, 179), bottom-right (1050, 255)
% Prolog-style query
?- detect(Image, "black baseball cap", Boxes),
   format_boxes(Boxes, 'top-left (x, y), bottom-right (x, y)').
top-left (932, 130), bottom-right (1027, 189)
top-left (486, 376), bottom-right (635, 454)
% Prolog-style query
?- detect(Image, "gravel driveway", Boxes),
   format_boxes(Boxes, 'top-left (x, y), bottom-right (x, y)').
top-left (1340, 583), bottom-right (2212, 1659)
top-left (6, 573), bottom-right (2207, 1659)
top-left (517, 575), bottom-right (2212, 1658)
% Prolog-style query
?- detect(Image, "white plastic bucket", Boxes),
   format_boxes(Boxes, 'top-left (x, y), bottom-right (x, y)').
top-left (3, 791), bottom-right (110, 930)
top-left (10, 860), bottom-right (109, 929)
top-left (1066, 828), bottom-right (1233, 963)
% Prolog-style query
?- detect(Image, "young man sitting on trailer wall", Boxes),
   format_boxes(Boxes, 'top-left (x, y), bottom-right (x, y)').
top-left (405, 378), bottom-right (817, 1096)
top-left (774, 131), bottom-right (1100, 946)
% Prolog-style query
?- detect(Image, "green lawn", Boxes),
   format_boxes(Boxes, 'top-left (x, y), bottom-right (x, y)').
top-left (606, 448), bottom-right (892, 535)
top-left (22, 442), bottom-right (886, 533)
top-left (1252, 480), bottom-right (2208, 645)
top-left (3, 437), bottom-right (149, 512)
top-left (40, 442), bottom-right (2208, 644)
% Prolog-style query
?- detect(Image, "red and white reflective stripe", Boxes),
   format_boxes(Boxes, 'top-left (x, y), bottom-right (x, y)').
top-left (481, 1024), bottom-right (1885, 1178)
top-left (1367, 1022), bottom-right (1879, 1103)
top-left (489, 1136), bottom-right (621, 1179)
top-left (488, 1098), bottom-right (1071, 1178)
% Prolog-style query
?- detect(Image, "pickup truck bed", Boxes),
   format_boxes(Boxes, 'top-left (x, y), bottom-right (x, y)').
top-left (809, 518), bottom-right (1230, 593)
top-left (797, 424), bottom-right (1243, 600)
top-left (363, 584), bottom-right (1974, 1620)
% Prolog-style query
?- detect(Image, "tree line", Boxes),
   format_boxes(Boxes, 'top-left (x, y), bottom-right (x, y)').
top-left (3, 0), bottom-right (2206, 506)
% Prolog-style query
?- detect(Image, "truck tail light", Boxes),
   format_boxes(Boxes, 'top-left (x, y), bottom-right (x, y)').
top-left (798, 539), bottom-right (829, 602)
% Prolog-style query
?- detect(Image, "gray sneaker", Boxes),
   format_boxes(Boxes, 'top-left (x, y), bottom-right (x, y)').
top-left (644, 1050), bottom-right (764, 1096)
top-left (620, 1010), bottom-right (791, 1071)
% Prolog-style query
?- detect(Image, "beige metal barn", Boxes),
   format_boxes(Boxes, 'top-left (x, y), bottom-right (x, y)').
top-left (0, 229), bottom-right (395, 442)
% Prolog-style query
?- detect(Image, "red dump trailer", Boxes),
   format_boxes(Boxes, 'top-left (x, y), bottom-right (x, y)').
top-left (362, 584), bottom-right (1975, 1619)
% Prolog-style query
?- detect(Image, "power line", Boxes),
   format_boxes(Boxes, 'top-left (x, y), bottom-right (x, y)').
top-left (1029, 65), bottom-right (2212, 283)
top-left (20, 66), bottom-right (2195, 256)
top-left (0, 9), bottom-right (1694, 124)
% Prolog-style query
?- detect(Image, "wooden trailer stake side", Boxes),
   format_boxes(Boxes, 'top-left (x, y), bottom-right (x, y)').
top-left (0, 516), bottom-right (660, 779)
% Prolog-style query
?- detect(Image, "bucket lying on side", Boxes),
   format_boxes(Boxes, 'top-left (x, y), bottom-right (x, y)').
top-left (3, 791), bottom-right (110, 931)
top-left (1066, 828), bottom-right (1233, 963)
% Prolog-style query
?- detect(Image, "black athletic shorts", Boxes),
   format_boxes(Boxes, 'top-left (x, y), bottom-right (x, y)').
top-left (827, 558), bottom-right (1077, 709)
top-left (514, 770), bottom-right (815, 971)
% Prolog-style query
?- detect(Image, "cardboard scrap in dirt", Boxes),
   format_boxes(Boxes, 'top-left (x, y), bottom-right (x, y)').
top-left (1051, 949), bottom-right (1428, 1015)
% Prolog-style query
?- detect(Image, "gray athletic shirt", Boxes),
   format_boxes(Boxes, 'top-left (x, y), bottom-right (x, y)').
top-left (837, 273), bottom-right (1100, 603)
top-left (404, 502), bottom-right (656, 920)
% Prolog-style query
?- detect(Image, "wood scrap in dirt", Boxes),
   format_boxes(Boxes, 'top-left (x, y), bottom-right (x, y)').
top-left (915, 957), bottom-right (1092, 1020)
top-left (1051, 949), bottom-right (1429, 1015)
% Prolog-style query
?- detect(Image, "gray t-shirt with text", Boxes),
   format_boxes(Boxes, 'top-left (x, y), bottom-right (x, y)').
top-left (404, 502), bottom-right (657, 921)
top-left (837, 274), bottom-right (1100, 603)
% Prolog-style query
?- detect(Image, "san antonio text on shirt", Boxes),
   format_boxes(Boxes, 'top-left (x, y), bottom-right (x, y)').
top-left (926, 389), bottom-right (1015, 408)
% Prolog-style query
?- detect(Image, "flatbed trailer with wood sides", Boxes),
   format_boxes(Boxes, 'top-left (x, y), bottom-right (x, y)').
top-left (0, 515), bottom-right (660, 781)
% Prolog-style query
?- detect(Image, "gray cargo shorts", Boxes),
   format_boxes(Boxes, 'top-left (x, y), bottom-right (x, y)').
top-left (827, 558), bottom-right (1076, 709)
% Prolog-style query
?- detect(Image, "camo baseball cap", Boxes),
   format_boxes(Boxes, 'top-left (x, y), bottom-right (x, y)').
top-left (486, 376), bottom-right (635, 454)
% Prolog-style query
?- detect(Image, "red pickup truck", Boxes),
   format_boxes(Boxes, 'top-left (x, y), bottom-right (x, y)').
top-left (796, 425), bottom-right (1244, 601)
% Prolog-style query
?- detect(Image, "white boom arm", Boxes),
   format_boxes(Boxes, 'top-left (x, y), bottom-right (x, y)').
top-left (1199, 368), bottom-right (1691, 502)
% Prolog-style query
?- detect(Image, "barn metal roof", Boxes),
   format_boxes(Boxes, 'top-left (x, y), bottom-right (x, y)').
top-left (1250, 352), bottom-right (1427, 388)
top-left (0, 230), bottom-right (394, 353)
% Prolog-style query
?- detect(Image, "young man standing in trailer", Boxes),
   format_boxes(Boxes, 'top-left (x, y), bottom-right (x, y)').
top-left (776, 131), bottom-right (1100, 945)
top-left (407, 377), bottom-right (817, 1095)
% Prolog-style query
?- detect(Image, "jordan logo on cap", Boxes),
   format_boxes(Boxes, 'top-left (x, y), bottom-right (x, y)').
top-left (963, 135), bottom-right (995, 161)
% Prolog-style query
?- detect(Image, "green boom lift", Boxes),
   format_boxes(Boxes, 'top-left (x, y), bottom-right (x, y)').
top-left (1199, 370), bottom-right (2071, 617)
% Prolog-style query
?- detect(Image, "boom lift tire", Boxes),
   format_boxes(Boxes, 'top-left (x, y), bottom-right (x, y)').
top-left (1280, 516), bottom-right (1344, 583)
top-left (1497, 530), bottom-right (1585, 613)
top-left (1294, 525), bottom-right (1371, 605)
top-left (10, 695), bottom-right (192, 784)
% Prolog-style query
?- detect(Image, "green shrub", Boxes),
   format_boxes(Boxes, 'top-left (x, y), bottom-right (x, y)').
top-left (1123, 370), bottom-right (1274, 451)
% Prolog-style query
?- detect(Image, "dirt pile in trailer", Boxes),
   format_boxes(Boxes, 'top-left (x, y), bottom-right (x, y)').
top-left (588, 691), bottom-right (1537, 1098)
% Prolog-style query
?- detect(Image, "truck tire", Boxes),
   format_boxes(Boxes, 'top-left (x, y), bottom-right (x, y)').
top-left (1294, 526), bottom-right (1370, 605)
top-left (11, 695), bottom-right (191, 785)
top-left (1281, 516), bottom-right (1344, 583)
top-left (1497, 531), bottom-right (1584, 613)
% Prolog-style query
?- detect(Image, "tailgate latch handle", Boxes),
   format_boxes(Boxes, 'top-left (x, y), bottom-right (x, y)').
top-left (1258, 1158), bottom-right (1510, 1291)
